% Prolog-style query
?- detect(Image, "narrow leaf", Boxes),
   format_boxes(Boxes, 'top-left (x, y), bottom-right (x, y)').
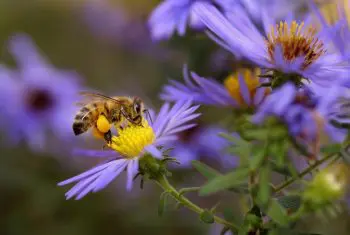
top-left (269, 160), bottom-right (292, 176)
top-left (245, 128), bottom-right (269, 140)
top-left (200, 167), bottom-right (249, 195)
top-left (321, 144), bottom-right (342, 154)
top-left (277, 195), bottom-right (301, 213)
top-left (192, 160), bottom-right (221, 180)
top-left (220, 132), bottom-right (248, 146)
top-left (257, 165), bottom-right (271, 206)
top-left (265, 199), bottom-right (289, 226)
top-left (250, 147), bottom-right (266, 170)
top-left (158, 192), bottom-right (168, 216)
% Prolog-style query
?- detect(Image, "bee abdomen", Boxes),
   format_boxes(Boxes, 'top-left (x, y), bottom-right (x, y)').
top-left (72, 121), bottom-right (89, 136)
top-left (72, 106), bottom-right (94, 135)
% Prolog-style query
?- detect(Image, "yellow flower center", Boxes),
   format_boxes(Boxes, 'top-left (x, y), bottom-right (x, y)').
top-left (266, 21), bottom-right (325, 70)
top-left (107, 119), bottom-right (155, 159)
top-left (224, 68), bottom-right (270, 107)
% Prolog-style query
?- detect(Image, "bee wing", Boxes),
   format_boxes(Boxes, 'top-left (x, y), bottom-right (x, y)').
top-left (79, 92), bottom-right (123, 104)
top-left (75, 101), bottom-right (89, 107)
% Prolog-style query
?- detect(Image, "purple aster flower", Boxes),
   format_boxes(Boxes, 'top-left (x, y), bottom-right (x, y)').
top-left (309, 1), bottom-right (350, 63)
top-left (161, 65), bottom-right (270, 108)
top-left (58, 101), bottom-right (200, 199)
top-left (148, 0), bottom-right (237, 40)
top-left (193, 3), bottom-right (350, 88)
top-left (0, 34), bottom-right (83, 151)
top-left (168, 125), bottom-right (237, 168)
top-left (252, 83), bottom-right (348, 143)
top-left (238, 0), bottom-right (306, 24)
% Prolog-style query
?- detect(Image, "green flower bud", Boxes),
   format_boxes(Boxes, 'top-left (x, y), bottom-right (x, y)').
top-left (303, 164), bottom-right (349, 209)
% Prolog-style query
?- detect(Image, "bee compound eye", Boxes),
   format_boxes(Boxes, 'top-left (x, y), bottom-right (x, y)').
top-left (134, 102), bottom-right (141, 113)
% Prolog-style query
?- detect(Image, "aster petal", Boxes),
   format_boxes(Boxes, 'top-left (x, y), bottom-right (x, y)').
top-left (126, 159), bottom-right (138, 191)
top-left (92, 160), bottom-right (129, 192)
top-left (72, 148), bottom-right (118, 158)
top-left (253, 87), bottom-right (266, 105)
top-left (166, 123), bottom-right (198, 136)
top-left (274, 83), bottom-right (296, 115)
top-left (144, 145), bottom-right (163, 158)
top-left (58, 160), bottom-right (121, 186)
top-left (195, 3), bottom-right (269, 67)
top-left (8, 33), bottom-right (49, 69)
top-left (66, 174), bottom-right (100, 200)
top-left (238, 73), bottom-right (251, 105)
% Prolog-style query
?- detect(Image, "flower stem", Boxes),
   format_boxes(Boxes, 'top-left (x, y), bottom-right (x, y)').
top-left (274, 153), bottom-right (340, 193)
top-left (155, 175), bottom-right (239, 231)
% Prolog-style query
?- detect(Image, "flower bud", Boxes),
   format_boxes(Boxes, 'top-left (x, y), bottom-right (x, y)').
top-left (303, 163), bottom-right (349, 209)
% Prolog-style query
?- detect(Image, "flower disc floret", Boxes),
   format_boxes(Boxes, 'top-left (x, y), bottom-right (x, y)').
top-left (108, 120), bottom-right (155, 158)
top-left (267, 21), bottom-right (326, 70)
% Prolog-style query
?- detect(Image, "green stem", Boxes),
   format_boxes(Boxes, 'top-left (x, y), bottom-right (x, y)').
top-left (155, 175), bottom-right (239, 231)
top-left (274, 153), bottom-right (340, 193)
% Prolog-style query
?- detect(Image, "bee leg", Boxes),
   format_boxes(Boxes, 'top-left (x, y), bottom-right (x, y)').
top-left (103, 130), bottom-right (112, 144)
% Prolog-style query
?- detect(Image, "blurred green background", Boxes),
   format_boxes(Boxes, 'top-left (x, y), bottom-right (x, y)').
top-left (1, 1), bottom-right (350, 235)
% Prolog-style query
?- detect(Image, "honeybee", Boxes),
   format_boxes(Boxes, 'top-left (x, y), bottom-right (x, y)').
top-left (72, 92), bottom-right (146, 142)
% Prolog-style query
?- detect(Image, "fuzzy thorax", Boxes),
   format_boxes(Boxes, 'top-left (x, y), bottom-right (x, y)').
top-left (266, 21), bottom-right (325, 70)
top-left (108, 119), bottom-right (155, 158)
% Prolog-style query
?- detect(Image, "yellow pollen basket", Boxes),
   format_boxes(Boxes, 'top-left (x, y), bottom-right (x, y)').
top-left (96, 115), bottom-right (111, 133)
top-left (224, 68), bottom-right (269, 107)
top-left (266, 20), bottom-right (325, 70)
top-left (108, 119), bottom-right (155, 159)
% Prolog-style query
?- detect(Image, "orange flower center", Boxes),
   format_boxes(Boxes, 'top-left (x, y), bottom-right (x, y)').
top-left (266, 21), bottom-right (325, 70)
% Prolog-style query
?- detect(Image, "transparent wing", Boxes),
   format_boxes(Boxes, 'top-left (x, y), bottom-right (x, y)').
top-left (79, 92), bottom-right (123, 104)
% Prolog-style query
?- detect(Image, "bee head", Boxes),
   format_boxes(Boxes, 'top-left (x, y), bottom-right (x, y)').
top-left (133, 97), bottom-right (143, 115)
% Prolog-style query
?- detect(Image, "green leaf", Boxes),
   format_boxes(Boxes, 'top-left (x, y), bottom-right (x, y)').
top-left (265, 199), bottom-right (289, 226)
top-left (320, 144), bottom-right (342, 154)
top-left (227, 145), bottom-right (251, 162)
top-left (220, 132), bottom-right (249, 146)
top-left (277, 195), bottom-right (301, 213)
top-left (250, 146), bottom-right (266, 171)
top-left (228, 184), bottom-right (249, 194)
top-left (158, 192), bottom-right (168, 216)
top-left (200, 167), bottom-right (249, 195)
top-left (269, 160), bottom-right (292, 176)
top-left (245, 128), bottom-right (269, 140)
top-left (192, 160), bottom-right (221, 180)
top-left (257, 165), bottom-right (271, 206)
top-left (199, 210), bottom-right (215, 224)
top-left (269, 139), bottom-right (289, 167)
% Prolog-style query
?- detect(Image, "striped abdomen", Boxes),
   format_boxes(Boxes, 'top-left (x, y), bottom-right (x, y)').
top-left (72, 102), bottom-right (114, 136)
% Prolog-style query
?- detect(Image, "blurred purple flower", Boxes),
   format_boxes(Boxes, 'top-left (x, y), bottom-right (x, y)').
top-left (169, 125), bottom-right (237, 168)
top-left (58, 101), bottom-right (200, 199)
top-left (239, 0), bottom-right (304, 24)
top-left (161, 65), bottom-right (269, 108)
top-left (148, 0), bottom-right (237, 40)
top-left (309, 1), bottom-right (350, 63)
top-left (148, 0), bottom-right (305, 41)
top-left (253, 83), bottom-right (348, 143)
top-left (193, 3), bottom-right (350, 88)
top-left (0, 34), bottom-right (83, 151)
